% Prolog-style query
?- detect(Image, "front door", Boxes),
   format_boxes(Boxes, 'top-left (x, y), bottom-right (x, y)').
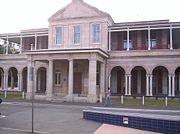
top-left (73, 72), bottom-right (82, 94)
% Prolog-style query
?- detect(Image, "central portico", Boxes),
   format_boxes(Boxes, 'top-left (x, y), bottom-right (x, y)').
top-left (26, 48), bottom-right (108, 103)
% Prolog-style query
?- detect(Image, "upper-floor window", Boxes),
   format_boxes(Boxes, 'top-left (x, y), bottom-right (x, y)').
top-left (74, 25), bottom-right (80, 44)
top-left (55, 27), bottom-right (63, 45)
top-left (150, 39), bottom-right (157, 48)
top-left (123, 40), bottom-right (133, 49)
top-left (92, 24), bottom-right (101, 43)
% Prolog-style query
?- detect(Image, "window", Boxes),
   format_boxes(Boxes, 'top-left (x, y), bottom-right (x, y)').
top-left (55, 71), bottom-right (61, 85)
top-left (92, 24), bottom-right (100, 43)
top-left (150, 39), bottom-right (157, 48)
top-left (123, 40), bottom-right (133, 49)
top-left (74, 26), bottom-right (80, 44)
top-left (55, 27), bottom-right (62, 45)
top-left (146, 39), bottom-right (157, 48)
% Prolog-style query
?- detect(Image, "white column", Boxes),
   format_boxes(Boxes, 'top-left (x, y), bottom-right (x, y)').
top-left (100, 63), bottom-right (105, 97)
top-left (47, 60), bottom-right (53, 99)
top-left (108, 75), bottom-right (111, 88)
top-left (19, 73), bottom-right (22, 91)
top-left (108, 31), bottom-right (111, 51)
top-left (3, 71), bottom-right (8, 90)
top-left (149, 75), bottom-right (153, 96)
top-left (172, 75), bottom-right (175, 96)
top-left (20, 35), bottom-right (22, 54)
top-left (6, 36), bottom-right (8, 54)
top-left (168, 75), bottom-right (172, 96)
top-left (68, 59), bottom-right (73, 98)
top-left (125, 75), bottom-right (128, 95)
top-left (148, 27), bottom-right (151, 50)
top-left (170, 26), bottom-right (173, 50)
top-left (88, 59), bottom-right (97, 102)
top-left (17, 73), bottom-right (20, 90)
top-left (128, 75), bottom-right (131, 95)
top-left (26, 60), bottom-right (34, 99)
top-left (127, 28), bottom-right (130, 51)
top-left (35, 34), bottom-right (37, 50)
top-left (146, 75), bottom-right (149, 96)
top-left (34, 69), bottom-right (37, 93)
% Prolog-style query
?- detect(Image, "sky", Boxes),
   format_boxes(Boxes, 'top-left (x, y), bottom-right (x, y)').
top-left (0, 0), bottom-right (179, 33)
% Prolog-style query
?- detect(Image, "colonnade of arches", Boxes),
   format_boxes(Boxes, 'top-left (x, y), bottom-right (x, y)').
top-left (110, 66), bottom-right (180, 96)
top-left (0, 66), bottom-right (47, 94)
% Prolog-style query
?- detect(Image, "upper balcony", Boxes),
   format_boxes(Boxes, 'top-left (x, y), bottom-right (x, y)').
top-left (0, 28), bottom-right (48, 55)
top-left (108, 20), bottom-right (180, 52)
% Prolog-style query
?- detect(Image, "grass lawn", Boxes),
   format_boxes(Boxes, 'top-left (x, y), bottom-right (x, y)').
top-left (0, 93), bottom-right (22, 99)
top-left (112, 97), bottom-right (180, 107)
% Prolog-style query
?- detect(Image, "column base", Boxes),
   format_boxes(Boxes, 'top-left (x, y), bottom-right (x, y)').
top-left (26, 92), bottom-right (32, 100)
top-left (65, 94), bottom-right (73, 102)
top-left (46, 93), bottom-right (53, 101)
top-left (88, 95), bottom-right (98, 103)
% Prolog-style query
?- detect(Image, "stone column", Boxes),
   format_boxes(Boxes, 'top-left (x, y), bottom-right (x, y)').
top-left (149, 75), bottom-right (153, 96)
top-left (34, 69), bottom-right (37, 93)
top-left (4, 70), bottom-right (8, 90)
top-left (67, 59), bottom-right (73, 101)
top-left (168, 75), bottom-right (172, 96)
top-left (108, 75), bottom-right (111, 89)
top-left (26, 60), bottom-right (34, 99)
top-left (47, 60), bottom-right (53, 100)
top-left (17, 73), bottom-right (22, 91)
top-left (88, 59), bottom-right (97, 103)
top-left (128, 75), bottom-right (132, 95)
top-left (100, 63), bottom-right (105, 102)
top-left (172, 75), bottom-right (175, 96)
top-left (146, 75), bottom-right (149, 96)
top-left (125, 75), bottom-right (128, 95)
top-left (3, 71), bottom-right (7, 90)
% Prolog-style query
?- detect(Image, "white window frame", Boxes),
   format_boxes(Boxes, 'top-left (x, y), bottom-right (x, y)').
top-left (92, 23), bottom-right (101, 44)
top-left (55, 27), bottom-right (63, 45)
top-left (73, 25), bottom-right (81, 45)
top-left (55, 71), bottom-right (61, 85)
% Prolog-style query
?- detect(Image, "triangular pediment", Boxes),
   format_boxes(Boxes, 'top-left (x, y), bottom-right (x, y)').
top-left (49, 0), bottom-right (110, 22)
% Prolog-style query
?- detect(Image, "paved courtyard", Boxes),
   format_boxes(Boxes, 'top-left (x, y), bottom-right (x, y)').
top-left (0, 102), bottom-right (100, 134)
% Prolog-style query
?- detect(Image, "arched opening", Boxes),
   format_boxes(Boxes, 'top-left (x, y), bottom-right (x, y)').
top-left (0, 68), bottom-right (4, 90)
top-left (110, 66), bottom-right (125, 94)
top-left (22, 67), bottom-right (27, 92)
top-left (152, 66), bottom-right (168, 96)
top-left (36, 67), bottom-right (46, 94)
top-left (175, 67), bottom-right (180, 96)
top-left (8, 67), bottom-right (18, 89)
top-left (131, 66), bottom-right (146, 95)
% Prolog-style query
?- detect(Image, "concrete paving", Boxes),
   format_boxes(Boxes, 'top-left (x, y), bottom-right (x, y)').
top-left (0, 99), bottom-right (179, 134)
top-left (0, 101), bottom-right (100, 134)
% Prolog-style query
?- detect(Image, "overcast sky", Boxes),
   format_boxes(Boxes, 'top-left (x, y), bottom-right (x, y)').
top-left (0, 0), bottom-right (179, 33)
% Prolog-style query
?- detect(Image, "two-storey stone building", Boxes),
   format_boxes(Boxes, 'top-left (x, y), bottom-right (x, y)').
top-left (0, 0), bottom-right (180, 103)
